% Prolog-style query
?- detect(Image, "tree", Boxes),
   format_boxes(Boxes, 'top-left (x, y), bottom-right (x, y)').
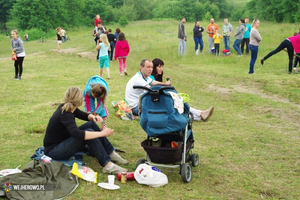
top-left (0, 0), bottom-right (15, 29)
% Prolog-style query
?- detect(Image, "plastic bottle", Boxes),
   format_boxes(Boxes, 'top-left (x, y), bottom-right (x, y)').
top-left (117, 172), bottom-right (135, 181)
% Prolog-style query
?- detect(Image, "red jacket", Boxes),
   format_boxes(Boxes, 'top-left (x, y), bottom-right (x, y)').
top-left (114, 40), bottom-right (130, 60)
top-left (94, 18), bottom-right (103, 26)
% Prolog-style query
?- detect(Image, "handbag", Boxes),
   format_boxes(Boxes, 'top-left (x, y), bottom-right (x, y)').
top-left (12, 51), bottom-right (17, 61)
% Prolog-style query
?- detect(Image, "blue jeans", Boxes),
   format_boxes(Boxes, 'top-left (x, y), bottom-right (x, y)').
top-left (47, 121), bottom-right (114, 167)
top-left (131, 106), bottom-right (138, 116)
top-left (109, 42), bottom-right (114, 61)
top-left (233, 39), bottom-right (242, 55)
top-left (193, 37), bottom-right (203, 52)
top-left (223, 36), bottom-right (230, 50)
top-left (249, 44), bottom-right (258, 74)
top-left (178, 39), bottom-right (186, 55)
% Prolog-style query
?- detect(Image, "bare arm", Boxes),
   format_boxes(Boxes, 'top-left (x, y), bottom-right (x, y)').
top-left (84, 128), bottom-right (113, 140)
top-left (151, 80), bottom-right (171, 86)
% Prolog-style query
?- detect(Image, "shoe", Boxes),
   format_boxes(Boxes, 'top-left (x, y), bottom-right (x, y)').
top-left (102, 163), bottom-right (128, 174)
top-left (13, 76), bottom-right (18, 79)
top-left (110, 152), bottom-right (129, 165)
top-left (17, 76), bottom-right (21, 80)
top-left (237, 54), bottom-right (242, 57)
top-left (120, 73), bottom-right (123, 76)
top-left (124, 71), bottom-right (128, 76)
top-left (260, 59), bottom-right (264, 65)
top-left (202, 106), bottom-right (214, 122)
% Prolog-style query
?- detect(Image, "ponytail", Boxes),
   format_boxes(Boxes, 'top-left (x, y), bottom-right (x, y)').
top-left (61, 87), bottom-right (83, 112)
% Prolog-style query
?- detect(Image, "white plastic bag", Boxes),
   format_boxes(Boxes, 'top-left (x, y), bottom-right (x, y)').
top-left (134, 164), bottom-right (168, 187)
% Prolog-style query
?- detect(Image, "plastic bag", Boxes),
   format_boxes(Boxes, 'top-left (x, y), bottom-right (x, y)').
top-left (71, 163), bottom-right (97, 183)
top-left (134, 164), bottom-right (168, 187)
top-left (111, 100), bottom-right (137, 120)
top-left (12, 51), bottom-right (17, 61)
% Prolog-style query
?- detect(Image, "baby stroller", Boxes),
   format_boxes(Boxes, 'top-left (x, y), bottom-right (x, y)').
top-left (133, 85), bottom-right (199, 183)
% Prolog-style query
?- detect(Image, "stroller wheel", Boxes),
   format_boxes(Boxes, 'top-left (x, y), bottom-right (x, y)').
top-left (191, 154), bottom-right (199, 167)
top-left (136, 158), bottom-right (147, 169)
top-left (181, 163), bottom-right (192, 183)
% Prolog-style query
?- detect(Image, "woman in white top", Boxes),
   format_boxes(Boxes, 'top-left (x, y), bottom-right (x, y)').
top-left (249, 19), bottom-right (262, 74)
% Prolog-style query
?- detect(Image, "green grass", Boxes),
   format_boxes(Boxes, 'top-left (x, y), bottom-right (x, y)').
top-left (1, 20), bottom-right (300, 199)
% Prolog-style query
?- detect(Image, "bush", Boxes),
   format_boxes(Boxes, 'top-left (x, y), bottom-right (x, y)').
top-left (202, 11), bottom-right (213, 22)
top-left (118, 16), bottom-right (128, 26)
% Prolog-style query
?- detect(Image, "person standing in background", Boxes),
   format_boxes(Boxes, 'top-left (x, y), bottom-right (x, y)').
top-left (114, 32), bottom-right (130, 76)
top-left (241, 18), bottom-right (251, 55)
top-left (213, 30), bottom-right (223, 56)
top-left (11, 29), bottom-right (26, 80)
top-left (206, 18), bottom-right (219, 54)
top-left (178, 17), bottom-right (186, 56)
top-left (94, 14), bottom-right (103, 27)
top-left (61, 28), bottom-right (66, 42)
top-left (24, 33), bottom-right (28, 42)
top-left (233, 19), bottom-right (246, 57)
top-left (107, 29), bottom-right (115, 62)
top-left (222, 18), bottom-right (233, 51)
top-left (193, 21), bottom-right (204, 55)
top-left (249, 19), bottom-right (262, 74)
top-left (56, 27), bottom-right (62, 53)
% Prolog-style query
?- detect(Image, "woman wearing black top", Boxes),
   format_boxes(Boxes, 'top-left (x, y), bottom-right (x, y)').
top-left (193, 21), bottom-right (204, 54)
top-left (56, 27), bottom-right (62, 53)
top-left (107, 29), bottom-right (115, 61)
top-left (43, 87), bottom-right (128, 174)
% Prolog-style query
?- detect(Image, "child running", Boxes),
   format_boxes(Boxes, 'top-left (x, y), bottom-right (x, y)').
top-left (114, 32), bottom-right (130, 76)
top-left (213, 29), bottom-right (223, 56)
top-left (97, 34), bottom-right (111, 79)
top-left (83, 75), bottom-right (109, 130)
top-left (11, 29), bottom-right (26, 80)
top-left (56, 27), bottom-right (62, 52)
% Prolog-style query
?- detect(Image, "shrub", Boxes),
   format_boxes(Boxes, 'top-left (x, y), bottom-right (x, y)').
top-left (202, 11), bottom-right (213, 22)
top-left (118, 16), bottom-right (128, 26)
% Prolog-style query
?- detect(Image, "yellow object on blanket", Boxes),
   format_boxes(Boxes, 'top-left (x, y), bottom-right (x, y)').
top-left (71, 163), bottom-right (97, 183)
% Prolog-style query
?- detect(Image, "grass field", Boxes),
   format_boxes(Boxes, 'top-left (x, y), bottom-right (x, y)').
top-left (1, 19), bottom-right (300, 199)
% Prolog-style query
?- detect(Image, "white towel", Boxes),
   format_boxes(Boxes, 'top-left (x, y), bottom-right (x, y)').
top-left (167, 91), bottom-right (184, 114)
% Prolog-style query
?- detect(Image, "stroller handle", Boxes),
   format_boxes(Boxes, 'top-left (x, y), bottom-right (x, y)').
top-left (133, 85), bottom-right (175, 94)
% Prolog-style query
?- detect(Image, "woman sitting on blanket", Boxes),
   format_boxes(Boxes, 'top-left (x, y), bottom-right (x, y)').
top-left (150, 58), bottom-right (214, 122)
top-left (43, 87), bottom-right (128, 174)
top-left (83, 75), bottom-right (109, 129)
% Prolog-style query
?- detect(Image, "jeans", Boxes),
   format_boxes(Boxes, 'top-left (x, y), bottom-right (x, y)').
top-left (193, 37), bottom-right (203, 52)
top-left (131, 106), bottom-right (138, 116)
top-left (223, 36), bottom-right (230, 50)
top-left (47, 121), bottom-right (114, 167)
top-left (208, 37), bottom-right (214, 53)
top-left (178, 39), bottom-right (186, 55)
top-left (263, 39), bottom-right (294, 73)
top-left (233, 39), bottom-right (242, 55)
top-left (62, 36), bottom-right (66, 42)
top-left (241, 38), bottom-right (250, 54)
top-left (249, 44), bottom-right (258, 74)
top-left (109, 42), bottom-right (114, 61)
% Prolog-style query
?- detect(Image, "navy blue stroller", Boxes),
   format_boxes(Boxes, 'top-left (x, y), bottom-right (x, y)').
top-left (133, 85), bottom-right (199, 183)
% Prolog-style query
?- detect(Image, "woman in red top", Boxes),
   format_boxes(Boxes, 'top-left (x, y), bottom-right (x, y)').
top-left (261, 34), bottom-right (300, 73)
top-left (114, 32), bottom-right (130, 76)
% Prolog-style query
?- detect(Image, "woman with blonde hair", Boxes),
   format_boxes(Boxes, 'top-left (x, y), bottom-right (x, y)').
top-left (97, 34), bottom-right (111, 79)
top-left (43, 87), bottom-right (128, 174)
top-left (249, 19), bottom-right (262, 74)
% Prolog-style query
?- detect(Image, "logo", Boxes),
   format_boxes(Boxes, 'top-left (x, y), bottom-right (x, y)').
top-left (3, 183), bottom-right (12, 192)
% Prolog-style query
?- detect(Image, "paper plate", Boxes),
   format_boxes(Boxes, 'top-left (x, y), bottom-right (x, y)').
top-left (0, 169), bottom-right (22, 176)
top-left (98, 183), bottom-right (120, 190)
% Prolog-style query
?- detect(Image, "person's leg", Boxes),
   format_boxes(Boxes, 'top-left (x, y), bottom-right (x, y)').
top-left (178, 39), bottom-right (182, 55)
top-left (208, 37), bottom-right (213, 53)
top-left (246, 38), bottom-right (250, 54)
top-left (223, 37), bottom-right (227, 50)
top-left (241, 38), bottom-right (245, 54)
top-left (262, 40), bottom-right (288, 61)
top-left (123, 58), bottom-right (127, 75)
top-left (233, 39), bottom-right (242, 55)
top-left (216, 44), bottom-right (220, 56)
top-left (47, 136), bottom-right (86, 160)
top-left (214, 43), bottom-right (217, 56)
top-left (17, 57), bottom-right (24, 79)
top-left (183, 40), bottom-right (186, 55)
top-left (194, 36), bottom-right (198, 53)
top-left (190, 107), bottom-right (201, 121)
top-left (14, 60), bottom-right (19, 78)
top-left (104, 55), bottom-right (110, 78)
top-left (286, 42), bottom-right (294, 73)
top-left (199, 37), bottom-right (204, 53)
top-left (227, 37), bottom-right (231, 51)
top-left (99, 56), bottom-right (104, 77)
top-left (97, 50), bottom-right (99, 60)
top-left (118, 58), bottom-right (123, 75)
top-left (249, 44), bottom-right (258, 74)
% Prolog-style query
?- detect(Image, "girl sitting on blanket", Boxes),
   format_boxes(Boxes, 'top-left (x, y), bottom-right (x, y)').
top-left (83, 75), bottom-right (109, 129)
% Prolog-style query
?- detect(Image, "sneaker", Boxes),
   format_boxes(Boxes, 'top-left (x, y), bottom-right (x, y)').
top-left (260, 59), bottom-right (264, 65)
top-left (102, 163), bottom-right (128, 174)
top-left (13, 76), bottom-right (18, 79)
top-left (124, 71), bottom-right (128, 76)
top-left (17, 76), bottom-right (21, 80)
top-left (110, 152), bottom-right (129, 165)
top-left (120, 73), bottom-right (123, 76)
top-left (237, 54), bottom-right (243, 57)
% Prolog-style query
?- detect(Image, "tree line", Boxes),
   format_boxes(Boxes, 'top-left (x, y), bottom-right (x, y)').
top-left (0, 0), bottom-right (299, 32)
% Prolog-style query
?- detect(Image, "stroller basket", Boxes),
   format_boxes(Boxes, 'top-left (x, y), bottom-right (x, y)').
top-left (141, 139), bottom-right (183, 163)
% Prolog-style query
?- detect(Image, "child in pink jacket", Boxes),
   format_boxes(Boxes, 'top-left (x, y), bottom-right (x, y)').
top-left (114, 32), bottom-right (130, 76)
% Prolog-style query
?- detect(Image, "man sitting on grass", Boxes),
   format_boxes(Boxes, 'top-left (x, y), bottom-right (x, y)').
top-left (125, 59), bottom-right (171, 116)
